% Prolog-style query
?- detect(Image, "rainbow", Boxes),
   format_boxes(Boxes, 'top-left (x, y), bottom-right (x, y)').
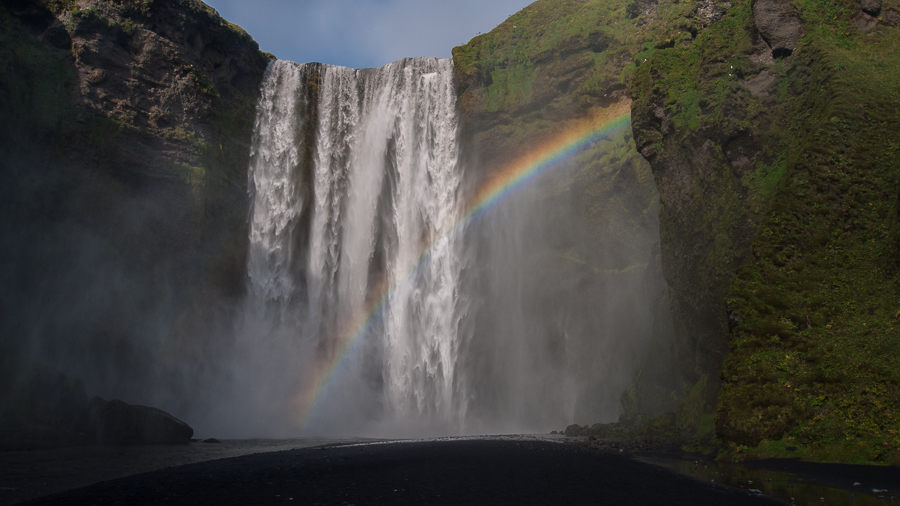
top-left (290, 103), bottom-right (632, 426)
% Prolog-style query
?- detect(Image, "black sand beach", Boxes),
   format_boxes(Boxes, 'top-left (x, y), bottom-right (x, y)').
top-left (13, 438), bottom-right (788, 505)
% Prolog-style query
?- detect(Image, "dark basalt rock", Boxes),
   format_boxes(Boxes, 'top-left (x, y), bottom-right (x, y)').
top-left (89, 397), bottom-right (193, 445)
top-left (564, 424), bottom-right (586, 436)
top-left (860, 0), bottom-right (882, 16)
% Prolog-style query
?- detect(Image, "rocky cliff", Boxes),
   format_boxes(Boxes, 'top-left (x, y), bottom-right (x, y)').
top-left (457, 0), bottom-right (900, 463)
top-left (0, 0), bottom-right (269, 435)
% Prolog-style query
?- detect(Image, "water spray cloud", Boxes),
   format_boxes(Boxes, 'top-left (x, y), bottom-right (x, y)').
top-left (291, 102), bottom-right (633, 428)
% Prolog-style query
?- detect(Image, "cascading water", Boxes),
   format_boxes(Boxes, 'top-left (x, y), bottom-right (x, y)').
top-left (231, 56), bottom-right (663, 438)
top-left (242, 58), bottom-right (467, 435)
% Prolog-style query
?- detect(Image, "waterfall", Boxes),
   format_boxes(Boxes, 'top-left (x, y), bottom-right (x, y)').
top-left (244, 58), bottom-right (466, 434)
top-left (234, 57), bottom-right (661, 438)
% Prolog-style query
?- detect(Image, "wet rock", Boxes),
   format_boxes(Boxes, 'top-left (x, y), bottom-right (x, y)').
top-left (89, 398), bottom-right (193, 445)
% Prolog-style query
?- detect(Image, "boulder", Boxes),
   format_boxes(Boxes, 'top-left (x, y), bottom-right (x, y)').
top-left (883, 8), bottom-right (900, 27)
top-left (860, 0), bottom-right (882, 16)
top-left (752, 0), bottom-right (802, 58)
top-left (564, 424), bottom-right (585, 436)
top-left (89, 397), bottom-right (193, 445)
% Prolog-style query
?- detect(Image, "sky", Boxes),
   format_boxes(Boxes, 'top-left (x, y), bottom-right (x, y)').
top-left (202, 0), bottom-right (535, 69)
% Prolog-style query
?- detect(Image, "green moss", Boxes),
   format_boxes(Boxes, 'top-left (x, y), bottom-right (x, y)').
top-left (714, 1), bottom-right (900, 462)
top-left (453, 0), bottom-right (705, 116)
top-left (484, 64), bottom-right (535, 112)
top-left (678, 374), bottom-right (717, 439)
top-left (750, 156), bottom-right (788, 196)
top-left (629, 0), bottom-right (900, 458)
top-left (72, 8), bottom-right (117, 28)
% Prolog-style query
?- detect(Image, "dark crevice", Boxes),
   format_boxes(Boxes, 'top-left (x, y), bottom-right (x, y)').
top-left (772, 47), bottom-right (793, 59)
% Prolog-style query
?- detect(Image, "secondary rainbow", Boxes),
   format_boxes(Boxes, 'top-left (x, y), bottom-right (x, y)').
top-left (291, 104), bottom-right (633, 426)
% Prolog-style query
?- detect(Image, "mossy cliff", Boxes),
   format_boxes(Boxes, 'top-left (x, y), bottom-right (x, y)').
top-left (630, 0), bottom-right (900, 462)
top-left (457, 0), bottom-right (900, 463)
top-left (632, 0), bottom-right (900, 463)
top-left (0, 0), bottom-right (269, 411)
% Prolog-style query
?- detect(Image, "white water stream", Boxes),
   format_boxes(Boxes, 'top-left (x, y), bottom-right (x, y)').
top-left (244, 58), bottom-right (466, 435)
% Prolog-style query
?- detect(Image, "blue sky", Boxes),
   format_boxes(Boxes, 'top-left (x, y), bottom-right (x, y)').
top-left (203, 0), bottom-right (535, 69)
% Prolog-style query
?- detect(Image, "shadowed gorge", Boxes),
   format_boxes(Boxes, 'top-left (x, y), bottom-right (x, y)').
top-left (1, 0), bottom-right (900, 472)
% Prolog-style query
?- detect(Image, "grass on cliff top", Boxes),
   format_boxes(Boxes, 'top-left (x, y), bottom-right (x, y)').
top-left (453, 0), bottom-right (708, 113)
top-left (718, 0), bottom-right (900, 464)
top-left (40, 0), bottom-right (256, 47)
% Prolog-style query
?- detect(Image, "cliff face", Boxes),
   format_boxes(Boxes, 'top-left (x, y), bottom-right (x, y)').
top-left (459, 0), bottom-right (900, 462)
top-left (631, 0), bottom-right (900, 461)
top-left (0, 0), bottom-right (268, 409)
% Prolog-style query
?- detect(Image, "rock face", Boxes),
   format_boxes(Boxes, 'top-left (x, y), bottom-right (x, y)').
top-left (0, 0), bottom-right (269, 408)
top-left (751, 0), bottom-right (802, 57)
top-left (89, 398), bottom-right (193, 444)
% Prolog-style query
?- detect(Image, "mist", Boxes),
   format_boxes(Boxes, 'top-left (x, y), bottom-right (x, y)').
top-left (177, 57), bottom-right (666, 438)
top-left (2, 52), bottom-right (668, 440)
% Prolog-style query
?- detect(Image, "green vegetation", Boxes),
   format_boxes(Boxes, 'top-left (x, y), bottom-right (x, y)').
top-left (183, 64), bottom-right (219, 98)
top-left (622, 0), bottom-right (900, 461)
top-left (717, 6), bottom-right (900, 462)
top-left (453, 0), bottom-right (711, 114)
top-left (627, 0), bottom-right (779, 444)
top-left (72, 7), bottom-right (114, 25)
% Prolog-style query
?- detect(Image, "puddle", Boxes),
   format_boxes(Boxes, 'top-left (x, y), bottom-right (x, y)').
top-left (641, 455), bottom-right (900, 505)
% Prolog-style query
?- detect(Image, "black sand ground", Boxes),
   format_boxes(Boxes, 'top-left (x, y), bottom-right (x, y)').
top-left (17, 439), bottom-right (786, 505)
